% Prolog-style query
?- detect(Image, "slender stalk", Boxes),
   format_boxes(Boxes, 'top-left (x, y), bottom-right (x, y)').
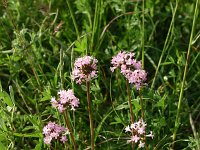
top-left (90, 0), bottom-right (99, 54)
top-left (126, 80), bottom-right (134, 150)
top-left (63, 111), bottom-right (77, 150)
top-left (139, 89), bottom-right (144, 120)
top-left (66, 0), bottom-right (80, 39)
top-left (141, 0), bottom-right (145, 69)
top-left (172, 0), bottom-right (199, 147)
top-left (126, 80), bottom-right (134, 124)
top-left (60, 43), bottom-right (76, 149)
top-left (151, 0), bottom-right (179, 89)
top-left (86, 81), bottom-right (95, 150)
top-left (60, 47), bottom-right (64, 89)
top-left (139, 89), bottom-right (148, 150)
top-left (189, 114), bottom-right (200, 150)
top-left (71, 47), bottom-right (76, 134)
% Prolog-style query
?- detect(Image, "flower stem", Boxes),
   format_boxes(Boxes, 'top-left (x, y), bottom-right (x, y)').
top-left (86, 81), bottom-right (95, 150)
top-left (66, 0), bottom-right (80, 39)
top-left (63, 111), bottom-right (77, 150)
top-left (139, 89), bottom-right (144, 120)
top-left (139, 89), bottom-right (148, 150)
top-left (172, 0), bottom-right (199, 148)
top-left (126, 80), bottom-right (134, 150)
top-left (60, 47), bottom-right (64, 89)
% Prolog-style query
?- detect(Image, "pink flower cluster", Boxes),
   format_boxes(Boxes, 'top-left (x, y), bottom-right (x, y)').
top-left (125, 118), bottom-right (153, 148)
top-left (72, 56), bottom-right (98, 84)
top-left (51, 89), bottom-right (80, 112)
top-left (110, 51), bottom-right (147, 89)
top-left (43, 122), bottom-right (70, 145)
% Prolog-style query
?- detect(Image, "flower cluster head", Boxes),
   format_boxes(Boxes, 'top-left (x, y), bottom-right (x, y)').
top-left (43, 122), bottom-right (70, 145)
top-left (125, 118), bottom-right (153, 148)
top-left (110, 51), bottom-right (147, 89)
top-left (72, 56), bottom-right (98, 84)
top-left (51, 89), bottom-right (80, 112)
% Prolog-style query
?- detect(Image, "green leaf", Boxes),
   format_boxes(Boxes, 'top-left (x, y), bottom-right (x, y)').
top-left (155, 93), bottom-right (167, 109)
top-left (34, 140), bottom-right (42, 150)
top-left (13, 132), bottom-right (42, 138)
top-left (132, 100), bottom-right (141, 114)
top-left (81, 85), bottom-right (87, 92)
top-left (0, 118), bottom-right (7, 131)
top-left (40, 89), bottom-right (51, 102)
top-left (159, 117), bottom-right (166, 127)
top-left (74, 37), bottom-right (87, 53)
top-left (22, 126), bottom-right (36, 132)
top-left (0, 142), bottom-right (6, 150)
top-left (0, 91), bottom-right (14, 107)
top-left (95, 109), bottom-right (113, 142)
top-left (116, 104), bottom-right (129, 110)
top-left (0, 133), bottom-right (6, 142)
top-left (92, 99), bottom-right (102, 104)
top-left (110, 116), bottom-right (123, 125)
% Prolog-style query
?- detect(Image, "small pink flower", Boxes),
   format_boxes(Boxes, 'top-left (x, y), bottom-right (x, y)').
top-left (130, 122), bottom-right (139, 130)
top-left (138, 126), bottom-right (145, 135)
top-left (50, 132), bottom-right (59, 139)
top-left (138, 141), bottom-right (145, 148)
top-left (51, 97), bottom-right (58, 108)
top-left (125, 125), bottom-right (131, 132)
top-left (44, 136), bottom-right (52, 145)
top-left (58, 90), bottom-right (69, 104)
top-left (43, 126), bottom-right (51, 135)
top-left (49, 122), bottom-right (56, 128)
top-left (130, 135), bottom-right (140, 143)
top-left (146, 131), bottom-right (154, 139)
top-left (138, 118), bottom-right (146, 127)
top-left (60, 135), bottom-right (67, 143)
top-left (57, 104), bottom-right (65, 112)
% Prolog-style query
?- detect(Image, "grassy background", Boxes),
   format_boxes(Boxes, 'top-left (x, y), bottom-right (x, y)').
top-left (0, 0), bottom-right (200, 149)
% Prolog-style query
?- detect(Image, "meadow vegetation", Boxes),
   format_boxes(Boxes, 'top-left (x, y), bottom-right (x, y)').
top-left (0, 0), bottom-right (200, 149)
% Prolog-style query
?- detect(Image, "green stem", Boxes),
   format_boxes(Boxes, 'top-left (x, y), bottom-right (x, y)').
top-left (139, 89), bottom-right (144, 120)
top-left (63, 111), bottom-right (77, 150)
top-left (141, 0), bottom-right (145, 69)
top-left (86, 81), bottom-right (95, 150)
top-left (60, 47), bottom-right (64, 89)
top-left (126, 80), bottom-right (134, 150)
top-left (90, 0), bottom-right (99, 54)
top-left (139, 89), bottom-right (148, 150)
top-left (66, 0), bottom-right (80, 39)
top-left (172, 0), bottom-right (199, 146)
top-left (126, 80), bottom-right (134, 124)
top-left (151, 0), bottom-right (179, 89)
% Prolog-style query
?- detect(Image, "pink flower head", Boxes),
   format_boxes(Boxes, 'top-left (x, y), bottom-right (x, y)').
top-left (125, 118), bottom-right (153, 148)
top-left (43, 122), bottom-right (69, 145)
top-left (130, 118), bottom-right (146, 134)
top-left (129, 70), bottom-right (147, 89)
top-left (111, 51), bottom-right (147, 90)
top-left (72, 56), bottom-right (98, 84)
top-left (51, 89), bottom-right (79, 112)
